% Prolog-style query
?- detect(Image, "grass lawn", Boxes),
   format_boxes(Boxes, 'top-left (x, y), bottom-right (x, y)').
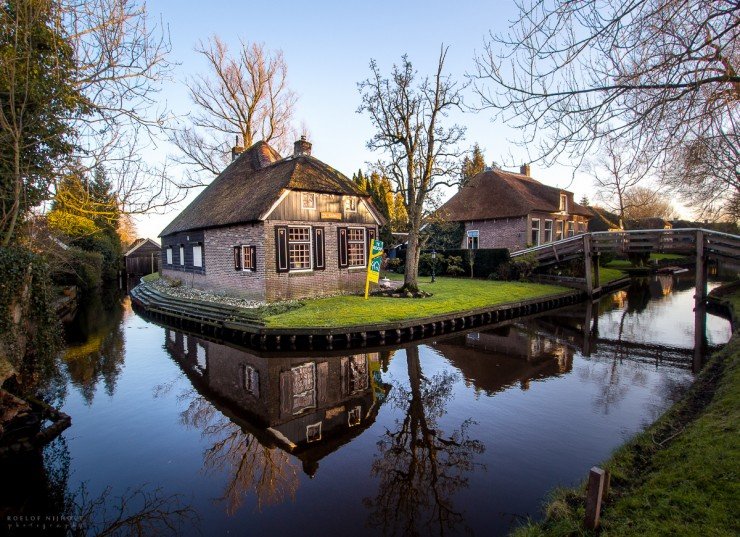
top-left (606, 253), bottom-right (688, 270)
top-left (264, 276), bottom-right (569, 328)
top-left (141, 271), bottom-right (160, 282)
top-left (514, 286), bottom-right (740, 536)
top-left (599, 267), bottom-right (628, 285)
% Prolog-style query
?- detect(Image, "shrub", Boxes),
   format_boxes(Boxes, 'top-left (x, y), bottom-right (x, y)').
top-left (419, 253), bottom-right (447, 277)
top-left (599, 252), bottom-right (616, 266)
top-left (445, 255), bottom-right (465, 276)
top-left (628, 252), bottom-right (651, 267)
top-left (386, 258), bottom-right (403, 273)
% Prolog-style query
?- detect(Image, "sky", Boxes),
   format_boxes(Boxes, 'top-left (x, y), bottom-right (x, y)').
top-left (134, 0), bottom-right (623, 241)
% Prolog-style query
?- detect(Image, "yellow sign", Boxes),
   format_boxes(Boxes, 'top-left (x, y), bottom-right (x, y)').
top-left (364, 239), bottom-right (384, 299)
top-left (320, 211), bottom-right (342, 220)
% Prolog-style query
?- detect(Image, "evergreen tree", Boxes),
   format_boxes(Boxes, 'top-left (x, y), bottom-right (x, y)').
top-left (579, 195), bottom-right (590, 206)
top-left (460, 143), bottom-right (486, 190)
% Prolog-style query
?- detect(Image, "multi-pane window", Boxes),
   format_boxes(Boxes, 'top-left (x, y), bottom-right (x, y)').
top-left (544, 220), bottom-right (553, 243)
top-left (467, 230), bottom-right (479, 249)
top-left (193, 244), bottom-right (203, 267)
top-left (531, 219), bottom-right (540, 246)
top-left (567, 221), bottom-right (575, 237)
top-left (242, 364), bottom-right (260, 397)
top-left (288, 226), bottom-right (312, 270)
top-left (302, 192), bottom-right (316, 209)
top-left (347, 227), bottom-right (366, 267)
top-left (559, 193), bottom-right (568, 212)
top-left (166, 247), bottom-right (172, 264)
top-left (242, 246), bottom-right (254, 270)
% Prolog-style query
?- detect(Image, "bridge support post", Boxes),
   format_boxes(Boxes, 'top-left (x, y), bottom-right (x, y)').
top-left (694, 230), bottom-right (708, 373)
top-left (584, 234), bottom-right (594, 295)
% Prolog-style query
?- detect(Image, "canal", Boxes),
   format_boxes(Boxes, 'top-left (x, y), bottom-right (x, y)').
top-left (3, 273), bottom-right (732, 536)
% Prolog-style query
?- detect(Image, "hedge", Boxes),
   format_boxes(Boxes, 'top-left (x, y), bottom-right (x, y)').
top-left (395, 248), bottom-right (510, 278)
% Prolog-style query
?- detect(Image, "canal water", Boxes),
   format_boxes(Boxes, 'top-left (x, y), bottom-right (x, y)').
top-left (3, 274), bottom-right (732, 536)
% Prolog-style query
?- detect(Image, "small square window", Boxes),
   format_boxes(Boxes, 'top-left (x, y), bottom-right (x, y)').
top-left (302, 192), bottom-right (316, 210)
top-left (306, 422), bottom-right (322, 443)
top-left (348, 406), bottom-right (362, 427)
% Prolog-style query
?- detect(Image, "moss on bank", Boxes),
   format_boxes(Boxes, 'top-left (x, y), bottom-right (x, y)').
top-left (513, 287), bottom-right (740, 536)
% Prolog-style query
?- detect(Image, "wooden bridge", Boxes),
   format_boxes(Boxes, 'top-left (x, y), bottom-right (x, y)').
top-left (510, 228), bottom-right (740, 297)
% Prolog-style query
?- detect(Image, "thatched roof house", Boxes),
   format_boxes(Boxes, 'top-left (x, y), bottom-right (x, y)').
top-left (438, 165), bottom-right (592, 251)
top-left (159, 138), bottom-right (384, 301)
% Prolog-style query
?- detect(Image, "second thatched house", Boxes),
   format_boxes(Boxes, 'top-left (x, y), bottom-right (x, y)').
top-left (438, 165), bottom-right (592, 251)
top-left (159, 138), bottom-right (384, 302)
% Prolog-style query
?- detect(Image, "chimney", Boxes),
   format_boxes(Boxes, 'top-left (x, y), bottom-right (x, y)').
top-left (231, 135), bottom-right (244, 161)
top-left (294, 135), bottom-right (312, 157)
top-left (520, 163), bottom-right (531, 176)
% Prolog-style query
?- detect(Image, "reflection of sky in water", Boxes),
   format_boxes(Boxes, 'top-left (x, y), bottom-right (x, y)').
top-left (597, 279), bottom-right (730, 347)
top-left (20, 279), bottom-right (732, 537)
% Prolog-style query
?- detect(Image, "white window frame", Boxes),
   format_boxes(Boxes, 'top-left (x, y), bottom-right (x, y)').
top-left (179, 245), bottom-right (185, 266)
top-left (467, 229), bottom-right (479, 250)
top-left (567, 221), bottom-right (575, 237)
top-left (556, 220), bottom-right (564, 241)
top-left (344, 196), bottom-right (358, 212)
top-left (241, 245), bottom-right (256, 272)
top-left (288, 226), bottom-right (313, 272)
top-left (193, 244), bottom-right (203, 268)
top-left (559, 193), bottom-right (568, 213)
top-left (531, 218), bottom-right (541, 246)
top-left (544, 220), bottom-right (553, 243)
top-left (301, 192), bottom-right (316, 210)
top-left (347, 227), bottom-right (367, 268)
top-left (166, 247), bottom-right (173, 265)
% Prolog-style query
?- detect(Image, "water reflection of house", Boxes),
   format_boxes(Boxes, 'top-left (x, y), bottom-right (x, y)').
top-left (432, 326), bottom-right (573, 394)
top-left (164, 329), bottom-right (389, 475)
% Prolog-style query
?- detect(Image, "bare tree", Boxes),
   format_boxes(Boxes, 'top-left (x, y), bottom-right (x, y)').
top-left (358, 47), bottom-right (465, 291)
top-left (622, 186), bottom-right (675, 221)
top-left (473, 0), bottom-right (739, 214)
top-left (588, 134), bottom-right (651, 229)
top-left (171, 37), bottom-right (297, 188)
top-left (64, 0), bottom-right (182, 215)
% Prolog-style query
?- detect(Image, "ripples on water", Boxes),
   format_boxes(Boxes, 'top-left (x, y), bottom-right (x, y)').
top-left (2, 273), bottom-right (731, 536)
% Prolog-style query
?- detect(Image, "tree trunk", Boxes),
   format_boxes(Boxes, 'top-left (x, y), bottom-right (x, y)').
top-left (2, 138), bottom-right (22, 247)
top-left (403, 229), bottom-right (420, 291)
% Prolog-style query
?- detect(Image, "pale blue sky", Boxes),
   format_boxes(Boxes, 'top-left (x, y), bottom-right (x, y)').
top-left (136, 0), bottom-right (599, 240)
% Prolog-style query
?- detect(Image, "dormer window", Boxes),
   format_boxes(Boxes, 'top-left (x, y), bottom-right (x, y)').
top-left (301, 192), bottom-right (316, 210)
top-left (559, 193), bottom-right (568, 213)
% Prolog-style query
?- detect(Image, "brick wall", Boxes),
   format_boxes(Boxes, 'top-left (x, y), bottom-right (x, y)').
top-left (162, 223), bottom-right (266, 300)
top-left (263, 220), bottom-right (377, 302)
top-left (161, 220), bottom-right (378, 302)
top-left (463, 218), bottom-right (527, 250)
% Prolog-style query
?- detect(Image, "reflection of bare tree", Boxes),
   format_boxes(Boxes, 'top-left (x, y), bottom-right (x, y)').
top-left (178, 389), bottom-right (299, 514)
top-left (364, 347), bottom-right (484, 536)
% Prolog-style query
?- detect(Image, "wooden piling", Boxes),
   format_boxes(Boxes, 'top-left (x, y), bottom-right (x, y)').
top-left (585, 466), bottom-right (606, 530)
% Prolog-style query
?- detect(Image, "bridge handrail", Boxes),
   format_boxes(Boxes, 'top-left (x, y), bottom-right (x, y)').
top-left (511, 228), bottom-right (740, 258)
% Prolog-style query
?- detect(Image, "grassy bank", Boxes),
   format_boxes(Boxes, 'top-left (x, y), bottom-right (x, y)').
top-left (514, 288), bottom-right (740, 536)
top-left (605, 253), bottom-right (688, 270)
top-left (264, 277), bottom-right (568, 328)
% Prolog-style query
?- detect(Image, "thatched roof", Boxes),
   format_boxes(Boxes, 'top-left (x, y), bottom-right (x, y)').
top-left (160, 141), bottom-right (368, 236)
top-left (438, 168), bottom-right (592, 221)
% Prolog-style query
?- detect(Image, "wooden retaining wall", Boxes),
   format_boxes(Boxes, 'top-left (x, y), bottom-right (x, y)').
top-left (130, 277), bottom-right (631, 353)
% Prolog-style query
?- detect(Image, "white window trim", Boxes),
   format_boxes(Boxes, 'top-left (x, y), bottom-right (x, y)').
top-left (241, 245), bottom-right (256, 272)
top-left (288, 225), bottom-right (313, 272)
top-left (301, 192), bottom-right (316, 210)
top-left (544, 220), bottom-right (553, 243)
top-left (166, 247), bottom-right (172, 265)
top-left (344, 196), bottom-right (358, 213)
top-left (347, 226), bottom-right (367, 268)
top-left (531, 218), bottom-right (541, 245)
top-left (559, 193), bottom-right (568, 213)
top-left (193, 244), bottom-right (203, 268)
top-left (467, 229), bottom-right (479, 249)
top-left (179, 245), bottom-right (185, 266)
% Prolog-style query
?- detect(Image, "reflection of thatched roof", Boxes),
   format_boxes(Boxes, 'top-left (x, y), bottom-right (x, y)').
top-left (439, 168), bottom-right (592, 221)
top-left (433, 333), bottom-right (567, 395)
top-left (160, 141), bottom-right (368, 236)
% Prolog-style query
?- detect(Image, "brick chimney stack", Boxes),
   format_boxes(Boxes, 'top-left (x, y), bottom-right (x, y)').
top-left (520, 163), bottom-right (531, 176)
top-left (231, 135), bottom-right (244, 161)
top-left (294, 136), bottom-right (312, 157)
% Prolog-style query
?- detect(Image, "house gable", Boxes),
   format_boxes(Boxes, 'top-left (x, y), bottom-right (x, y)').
top-left (264, 190), bottom-right (379, 225)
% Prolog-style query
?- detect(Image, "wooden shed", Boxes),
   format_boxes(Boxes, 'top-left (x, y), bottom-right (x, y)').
top-left (124, 238), bottom-right (161, 276)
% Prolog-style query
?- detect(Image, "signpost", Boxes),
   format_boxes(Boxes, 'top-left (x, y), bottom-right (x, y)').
top-left (364, 239), bottom-right (384, 299)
